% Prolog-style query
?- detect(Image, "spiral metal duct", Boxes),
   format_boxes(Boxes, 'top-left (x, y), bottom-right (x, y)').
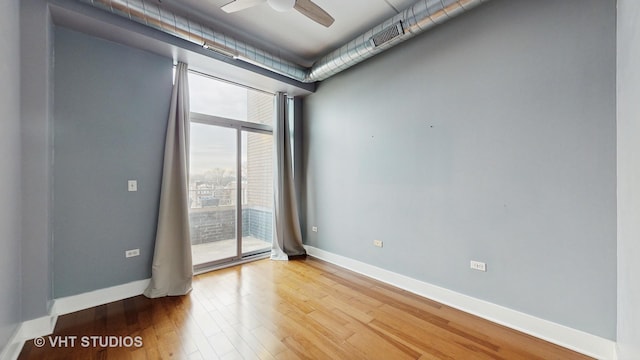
top-left (79, 0), bottom-right (489, 83)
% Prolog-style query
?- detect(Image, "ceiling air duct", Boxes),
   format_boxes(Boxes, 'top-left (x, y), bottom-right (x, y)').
top-left (78, 0), bottom-right (489, 83)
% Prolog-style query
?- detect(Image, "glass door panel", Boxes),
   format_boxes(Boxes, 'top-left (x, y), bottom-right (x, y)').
top-left (241, 130), bottom-right (273, 257)
top-left (189, 123), bottom-right (238, 266)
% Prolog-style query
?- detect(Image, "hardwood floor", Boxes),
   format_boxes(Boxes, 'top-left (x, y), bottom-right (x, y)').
top-left (19, 257), bottom-right (592, 359)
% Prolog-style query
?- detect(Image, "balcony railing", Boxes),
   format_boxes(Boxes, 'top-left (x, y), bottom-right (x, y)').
top-left (189, 188), bottom-right (247, 209)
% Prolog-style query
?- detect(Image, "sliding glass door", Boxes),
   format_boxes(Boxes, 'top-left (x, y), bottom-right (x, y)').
top-left (189, 123), bottom-right (239, 265)
top-left (188, 72), bottom-right (274, 269)
top-left (241, 131), bottom-right (273, 257)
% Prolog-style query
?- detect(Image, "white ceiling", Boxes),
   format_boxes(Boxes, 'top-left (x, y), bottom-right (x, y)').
top-left (160, 0), bottom-right (417, 66)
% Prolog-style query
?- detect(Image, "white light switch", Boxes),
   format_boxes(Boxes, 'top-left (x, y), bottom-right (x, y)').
top-left (128, 180), bottom-right (138, 192)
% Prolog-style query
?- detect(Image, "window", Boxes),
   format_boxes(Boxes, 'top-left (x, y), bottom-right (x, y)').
top-left (189, 72), bottom-right (273, 125)
top-left (188, 72), bottom-right (274, 269)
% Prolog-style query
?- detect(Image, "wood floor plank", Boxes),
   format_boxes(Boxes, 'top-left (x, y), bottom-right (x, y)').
top-left (274, 349), bottom-right (302, 360)
top-left (18, 257), bottom-right (593, 360)
top-left (368, 304), bottom-right (506, 358)
top-left (249, 326), bottom-right (289, 356)
top-left (221, 324), bottom-right (276, 360)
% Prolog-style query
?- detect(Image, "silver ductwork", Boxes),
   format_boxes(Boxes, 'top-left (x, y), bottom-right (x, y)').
top-left (307, 0), bottom-right (489, 81)
top-left (79, 0), bottom-right (309, 81)
top-left (79, 0), bottom-right (488, 83)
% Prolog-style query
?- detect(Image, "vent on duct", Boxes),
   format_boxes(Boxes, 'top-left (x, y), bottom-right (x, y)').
top-left (370, 22), bottom-right (405, 48)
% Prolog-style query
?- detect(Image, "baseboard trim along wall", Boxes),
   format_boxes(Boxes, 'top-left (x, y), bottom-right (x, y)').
top-left (0, 279), bottom-right (150, 360)
top-left (52, 279), bottom-right (151, 316)
top-left (304, 245), bottom-right (617, 360)
top-left (0, 315), bottom-right (57, 360)
top-left (0, 328), bottom-right (25, 360)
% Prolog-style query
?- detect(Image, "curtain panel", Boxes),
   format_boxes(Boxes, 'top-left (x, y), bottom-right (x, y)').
top-left (272, 93), bottom-right (306, 260)
top-left (144, 62), bottom-right (193, 298)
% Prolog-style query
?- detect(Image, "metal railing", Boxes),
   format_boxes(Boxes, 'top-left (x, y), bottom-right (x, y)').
top-left (189, 188), bottom-right (247, 209)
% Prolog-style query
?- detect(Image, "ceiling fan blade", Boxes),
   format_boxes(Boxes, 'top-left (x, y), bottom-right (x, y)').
top-left (221, 0), bottom-right (266, 13)
top-left (293, 0), bottom-right (334, 27)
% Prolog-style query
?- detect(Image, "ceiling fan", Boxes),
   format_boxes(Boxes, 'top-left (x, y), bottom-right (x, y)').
top-left (221, 0), bottom-right (335, 27)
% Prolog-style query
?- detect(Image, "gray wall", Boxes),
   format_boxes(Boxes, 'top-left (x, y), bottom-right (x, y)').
top-left (617, 0), bottom-right (640, 358)
top-left (0, 0), bottom-right (23, 350)
top-left (21, 0), bottom-right (55, 321)
top-left (53, 27), bottom-right (172, 297)
top-left (303, 0), bottom-right (616, 339)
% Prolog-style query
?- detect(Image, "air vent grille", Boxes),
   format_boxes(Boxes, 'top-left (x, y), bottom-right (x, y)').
top-left (370, 22), bottom-right (405, 47)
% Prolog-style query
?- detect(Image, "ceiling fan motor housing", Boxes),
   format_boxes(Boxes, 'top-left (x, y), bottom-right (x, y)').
top-left (267, 0), bottom-right (296, 12)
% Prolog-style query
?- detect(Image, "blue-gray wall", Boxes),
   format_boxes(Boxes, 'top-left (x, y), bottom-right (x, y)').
top-left (303, 0), bottom-right (616, 339)
top-left (617, 0), bottom-right (640, 358)
top-left (0, 0), bottom-right (23, 350)
top-left (20, 0), bottom-right (55, 321)
top-left (53, 27), bottom-right (173, 297)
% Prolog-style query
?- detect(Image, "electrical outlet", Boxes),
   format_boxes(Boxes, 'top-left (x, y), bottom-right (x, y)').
top-left (128, 180), bottom-right (138, 192)
top-left (125, 249), bottom-right (140, 258)
top-left (312, 226), bottom-right (318, 232)
top-left (373, 239), bottom-right (383, 248)
top-left (470, 260), bottom-right (487, 272)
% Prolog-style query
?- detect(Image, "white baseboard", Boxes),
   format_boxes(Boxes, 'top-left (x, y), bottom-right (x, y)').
top-left (0, 278), bottom-right (151, 360)
top-left (0, 326), bottom-right (24, 360)
top-left (52, 278), bottom-right (150, 316)
top-left (0, 315), bottom-right (57, 360)
top-left (19, 315), bottom-right (58, 343)
top-left (305, 245), bottom-right (617, 360)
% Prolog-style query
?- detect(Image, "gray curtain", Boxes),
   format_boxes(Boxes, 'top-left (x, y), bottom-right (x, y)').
top-left (144, 62), bottom-right (193, 297)
top-left (272, 93), bottom-right (306, 260)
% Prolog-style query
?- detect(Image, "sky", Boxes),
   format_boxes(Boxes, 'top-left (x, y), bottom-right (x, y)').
top-left (190, 123), bottom-right (251, 177)
top-left (189, 73), bottom-right (248, 121)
